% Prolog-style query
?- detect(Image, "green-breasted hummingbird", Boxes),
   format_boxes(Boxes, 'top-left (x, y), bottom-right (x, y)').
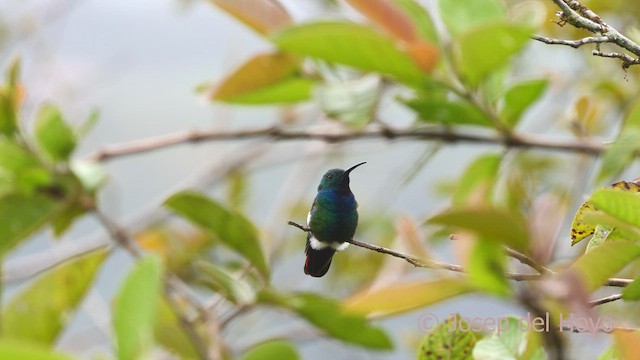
top-left (304, 162), bottom-right (366, 277)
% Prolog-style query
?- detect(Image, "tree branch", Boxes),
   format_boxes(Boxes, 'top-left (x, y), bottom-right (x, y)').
top-left (85, 127), bottom-right (605, 162)
top-left (93, 209), bottom-right (212, 360)
top-left (589, 293), bottom-right (622, 307)
top-left (537, 0), bottom-right (640, 68)
top-left (287, 221), bottom-right (546, 281)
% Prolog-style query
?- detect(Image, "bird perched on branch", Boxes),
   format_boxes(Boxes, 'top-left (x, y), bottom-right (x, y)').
top-left (304, 162), bottom-right (366, 277)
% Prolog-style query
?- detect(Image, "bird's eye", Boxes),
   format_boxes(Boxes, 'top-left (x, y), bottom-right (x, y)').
top-left (327, 175), bottom-right (333, 179)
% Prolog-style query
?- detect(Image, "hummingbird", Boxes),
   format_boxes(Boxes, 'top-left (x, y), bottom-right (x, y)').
top-left (304, 162), bottom-right (366, 277)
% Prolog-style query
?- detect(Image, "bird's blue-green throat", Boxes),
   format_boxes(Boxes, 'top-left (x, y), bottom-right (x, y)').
top-left (304, 162), bottom-right (366, 277)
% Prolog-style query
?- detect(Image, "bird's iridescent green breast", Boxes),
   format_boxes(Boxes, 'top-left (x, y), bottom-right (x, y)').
top-left (308, 190), bottom-right (358, 244)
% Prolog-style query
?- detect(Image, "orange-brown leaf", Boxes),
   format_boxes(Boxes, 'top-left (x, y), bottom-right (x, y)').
top-left (212, 52), bottom-right (299, 101)
top-left (211, 0), bottom-right (292, 35)
top-left (346, 0), bottom-right (417, 42)
top-left (405, 39), bottom-right (439, 73)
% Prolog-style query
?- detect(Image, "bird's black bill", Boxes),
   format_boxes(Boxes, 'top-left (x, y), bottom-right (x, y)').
top-left (345, 161), bottom-right (366, 175)
top-left (304, 247), bottom-right (336, 277)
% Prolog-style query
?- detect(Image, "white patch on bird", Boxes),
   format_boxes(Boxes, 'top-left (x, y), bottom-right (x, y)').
top-left (306, 211), bottom-right (311, 226)
top-left (332, 242), bottom-right (350, 251)
top-left (309, 236), bottom-right (330, 250)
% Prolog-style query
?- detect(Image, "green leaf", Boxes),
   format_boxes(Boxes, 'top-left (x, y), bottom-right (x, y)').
top-left (0, 59), bottom-right (21, 136)
top-left (3, 249), bottom-right (107, 345)
top-left (164, 191), bottom-right (269, 279)
top-left (569, 241), bottom-right (640, 292)
top-left (456, 24), bottom-right (532, 86)
top-left (596, 129), bottom-right (640, 183)
top-left (404, 98), bottom-right (492, 127)
top-left (438, 0), bottom-right (505, 38)
top-left (500, 79), bottom-right (548, 128)
top-left (242, 339), bottom-right (299, 360)
top-left (343, 277), bottom-right (469, 317)
top-left (472, 317), bottom-right (545, 360)
top-left (155, 298), bottom-right (203, 360)
top-left (590, 188), bottom-right (640, 228)
top-left (571, 181), bottom-right (640, 245)
top-left (622, 275), bottom-right (640, 300)
top-left (51, 201), bottom-right (86, 237)
top-left (259, 290), bottom-right (392, 349)
top-left (585, 224), bottom-right (613, 253)
top-left (114, 255), bottom-right (163, 360)
top-left (417, 314), bottom-right (479, 360)
top-left (0, 192), bottom-right (66, 256)
top-left (0, 139), bottom-right (39, 174)
top-left (34, 103), bottom-right (77, 161)
top-left (391, 0), bottom-right (439, 43)
top-left (452, 154), bottom-right (501, 207)
top-left (467, 240), bottom-right (510, 296)
top-left (224, 77), bottom-right (314, 105)
top-left (0, 341), bottom-right (75, 360)
top-left (212, 53), bottom-right (313, 105)
top-left (195, 261), bottom-right (255, 305)
top-left (427, 207), bottom-right (529, 251)
top-left (272, 21), bottom-right (424, 82)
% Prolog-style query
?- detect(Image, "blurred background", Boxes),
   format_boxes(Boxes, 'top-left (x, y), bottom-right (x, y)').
top-left (3, 0), bottom-right (640, 359)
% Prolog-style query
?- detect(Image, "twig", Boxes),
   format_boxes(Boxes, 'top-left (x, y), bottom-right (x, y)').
top-left (93, 209), bottom-right (211, 360)
top-left (536, 0), bottom-right (640, 68)
top-left (606, 278), bottom-right (632, 287)
top-left (589, 293), bottom-right (623, 307)
top-left (287, 221), bottom-right (545, 281)
top-left (531, 35), bottom-right (610, 48)
top-left (85, 127), bottom-right (605, 162)
top-left (504, 247), bottom-right (554, 275)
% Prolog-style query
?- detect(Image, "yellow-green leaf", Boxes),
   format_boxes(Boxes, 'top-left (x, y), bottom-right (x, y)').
top-left (0, 192), bottom-right (67, 256)
top-left (273, 21), bottom-right (425, 83)
top-left (439, 0), bottom-right (505, 38)
top-left (500, 79), bottom-right (548, 128)
top-left (570, 180), bottom-right (640, 245)
top-left (195, 261), bottom-right (255, 305)
top-left (259, 289), bottom-right (392, 349)
top-left (114, 255), bottom-right (163, 360)
top-left (343, 278), bottom-right (469, 317)
top-left (213, 53), bottom-right (312, 104)
top-left (155, 298), bottom-right (204, 360)
top-left (427, 207), bottom-right (529, 251)
top-left (455, 23), bottom-right (532, 86)
top-left (569, 241), bottom-right (640, 292)
top-left (590, 187), bottom-right (640, 228)
top-left (164, 191), bottom-right (269, 278)
top-left (0, 341), bottom-right (75, 360)
top-left (452, 154), bottom-right (501, 207)
top-left (418, 314), bottom-right (479, 360)
top-left (3, 249), bottom-right (108, 345)
top-left (34, 104), bottom-right (77, 162)
top-left (242, 339), bottom-right (299, 360)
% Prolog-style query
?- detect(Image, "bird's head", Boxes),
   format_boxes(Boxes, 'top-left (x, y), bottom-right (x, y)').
top-left (317, 162), bottom-right (366, 192)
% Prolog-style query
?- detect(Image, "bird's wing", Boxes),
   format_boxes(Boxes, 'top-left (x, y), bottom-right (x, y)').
top-left (307, 197), bottom-right (317, 226)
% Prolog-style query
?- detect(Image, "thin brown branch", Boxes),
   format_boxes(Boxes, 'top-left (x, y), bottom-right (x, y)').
top-left (531, 35), bottom-right (610, 48)
top-left (85, 127), bottom-right (605, 162)
top-left (606, 278), bottom-right (632, 287)
top-left (589, 293), bottom-right (623, 307)
top-left (287, 221), bottom-right (545, 281)
top-left (93, 209), bottom-right (212, 360)
top-left (504, 247), bottom-right (554, 275)
top-left (538, 0), bottom-right (640, 68)
top-left (592, 50), bottom-right (640, 69)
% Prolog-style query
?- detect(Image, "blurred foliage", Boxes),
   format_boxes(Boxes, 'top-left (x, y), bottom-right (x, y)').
top-left (5, 0), bottom-right (640, 358)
